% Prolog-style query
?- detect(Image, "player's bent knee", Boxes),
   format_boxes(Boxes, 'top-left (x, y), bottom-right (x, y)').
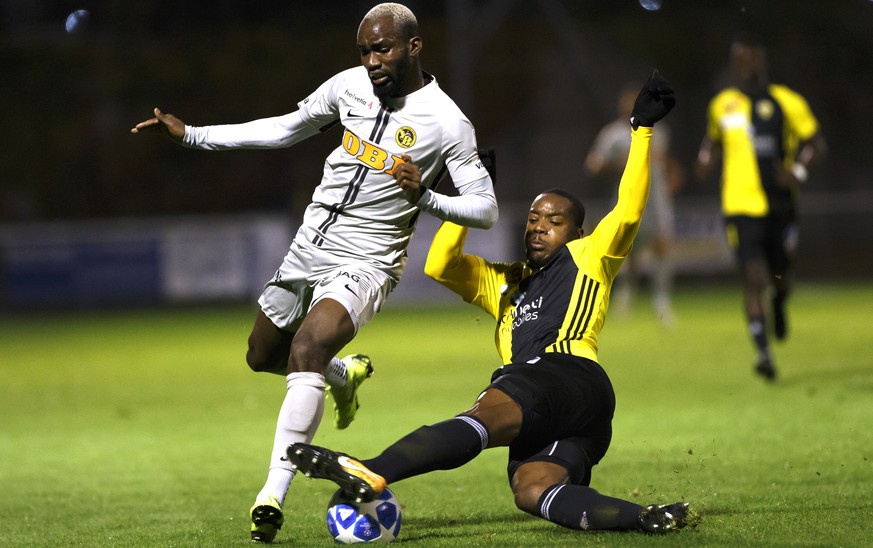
top-left (245, 349), bottom-right (267, 372)
top-left (245, 336), bottom-right (267, 371)
top-left (246, 350), bottom-right (273, 373)
top-left (245, 339), bottom-right (288, 374)
top-left (512, 482), bottom-right (549, 514)
top-left (511, 461), bottom-right (570, 515)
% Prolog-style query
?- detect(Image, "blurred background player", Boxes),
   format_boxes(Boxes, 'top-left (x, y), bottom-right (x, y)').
top-left (696, 34), bottom-right (826, 381)
top-left (288, 71), bottom-right (697, 535)
top-left (131, 3), bottom-right (497, 542)
top-left (585, 83), bottom-right (683, 326)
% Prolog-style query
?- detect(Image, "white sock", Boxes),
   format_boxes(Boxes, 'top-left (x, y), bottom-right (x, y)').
top-left (256, 371), bottom-right (325, 506)
top-left (323, 356), bottom-right (347, 388)
top-left (257, 468), bottom-right (295, 507)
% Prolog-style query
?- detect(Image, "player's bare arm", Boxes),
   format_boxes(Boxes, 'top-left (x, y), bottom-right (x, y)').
top-left (393, 153), bottom-right (424, 203)
top-left (695, 137), bottom-right (721, 180)
top-left (130, 107), bottom-right (185, 141)
top-left (773, 131), bottom-right (827, 190)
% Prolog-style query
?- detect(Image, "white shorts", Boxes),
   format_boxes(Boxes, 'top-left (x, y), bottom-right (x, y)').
top-left (258, 240), bottom-right (401, 334)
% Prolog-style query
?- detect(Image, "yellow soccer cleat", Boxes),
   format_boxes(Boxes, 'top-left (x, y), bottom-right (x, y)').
top-left (250, 496), bottom-right (283, 543)
top-left (327, 354), bottom-right (374, 429)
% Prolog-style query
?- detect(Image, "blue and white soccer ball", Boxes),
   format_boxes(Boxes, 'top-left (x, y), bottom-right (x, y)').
top-left (326, 488), bottom-right (402, 543)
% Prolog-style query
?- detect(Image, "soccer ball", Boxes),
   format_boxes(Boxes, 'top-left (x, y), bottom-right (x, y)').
top-left (326, 488), bottom-right (402, 543)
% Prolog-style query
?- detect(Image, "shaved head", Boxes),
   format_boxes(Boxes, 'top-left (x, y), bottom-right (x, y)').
top-left (362, 3), bottom-right (419, 40)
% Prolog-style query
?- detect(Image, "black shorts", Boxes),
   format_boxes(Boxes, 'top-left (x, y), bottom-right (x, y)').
top-left (725, 214), bottom-right (798, 274)
top-left (487, 353), bottom-right (615, 486)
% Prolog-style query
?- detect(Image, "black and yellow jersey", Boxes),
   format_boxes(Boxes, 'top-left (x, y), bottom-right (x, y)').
top-left (706, 84), bottom-right (818, 218)
top-left (424, 128), bottom-right (653, 365)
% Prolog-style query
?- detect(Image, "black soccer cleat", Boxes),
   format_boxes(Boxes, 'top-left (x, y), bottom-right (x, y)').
top-left (638, 502), bottom-right (695, 534)
top-left (286, 443), bottom-right (386, 503)
top-left (755, 355), bottom-right (777, 381)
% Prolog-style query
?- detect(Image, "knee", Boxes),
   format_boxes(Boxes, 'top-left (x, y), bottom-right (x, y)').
top-left (246, 334), bottom-right (286, 374)
top-left (511, 461), bottom-right (570, 515)
top-left (513, 480), bottom-right (551, 515)
top-left (246, 337), bottom-right (271, 373)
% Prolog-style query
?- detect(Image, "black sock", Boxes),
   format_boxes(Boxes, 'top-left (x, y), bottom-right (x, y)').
top-left (772, 288), bottom-right (788, 308)
top-left (536, 484), bottom-right (643, 531)
top-left (772, 289), bottom-right (788, 339)
top-left (363, 416), bottom-right (488, 484)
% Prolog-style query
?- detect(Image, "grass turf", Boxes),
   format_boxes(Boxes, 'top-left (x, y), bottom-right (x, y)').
top-left (1, 282), bottom-right (871, 546)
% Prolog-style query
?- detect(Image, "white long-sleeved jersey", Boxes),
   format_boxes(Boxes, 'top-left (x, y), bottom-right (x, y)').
top-left (183, 66), bottom-right (497, 275)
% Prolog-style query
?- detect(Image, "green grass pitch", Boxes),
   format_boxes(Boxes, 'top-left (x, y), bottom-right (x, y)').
top-left (1, 283), bottom-right (872, 546)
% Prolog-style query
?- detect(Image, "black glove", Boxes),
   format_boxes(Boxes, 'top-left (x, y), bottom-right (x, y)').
top-left (629, 69), bottom-right (676, 129)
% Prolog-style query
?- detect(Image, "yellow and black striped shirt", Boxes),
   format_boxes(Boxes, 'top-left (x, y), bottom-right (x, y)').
top-left (706, 84), bottom-right (819, 217)
top-left (424, 128), bottom-right (653, 365)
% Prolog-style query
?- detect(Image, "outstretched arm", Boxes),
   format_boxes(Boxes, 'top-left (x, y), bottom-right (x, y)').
top-left (130, 108), bottom-right (185, 141)
top-left (600, 128), bottom-right (653, 257)
top-left (596, 71), bottom-right (676, 258)
top-left (131, 108), bottom-right (320, 150)
top-left (424, 222), bottom-right (482, 303)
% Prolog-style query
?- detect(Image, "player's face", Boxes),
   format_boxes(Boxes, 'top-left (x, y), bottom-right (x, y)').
top-left (524, 193), bottom-right (584, 268)
top-left (730, 42), bottom-right (766, 89)
top-left (357, 15), bottom-right (421, 99)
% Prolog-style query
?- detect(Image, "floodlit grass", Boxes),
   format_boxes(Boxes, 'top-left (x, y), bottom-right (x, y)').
top-left (1, 282), bottom-right (872, 546)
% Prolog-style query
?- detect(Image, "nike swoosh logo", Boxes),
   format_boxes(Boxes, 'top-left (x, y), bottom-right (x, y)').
top-left (346, 109), bottom-right (364, 118)
top-left (344, 284), bottom-right (358, 296)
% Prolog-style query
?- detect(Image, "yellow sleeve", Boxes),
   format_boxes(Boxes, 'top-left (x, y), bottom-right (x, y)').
top-left (771, 85), bottom-right (819, 140)
top-left (425, 221), bottom-right (523, 327)
top-left (770, 85), bottom-right (820, 171)
top-left (424, 221), bottom-right (482, 304)
top-left (706, 96), bottom-right (722, 142)
top-left (589, 126), bottom-right (653, 261)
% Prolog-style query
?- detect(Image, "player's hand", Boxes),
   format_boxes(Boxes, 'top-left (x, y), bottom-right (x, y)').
top-left (130, 107), bottom-right (186, 141)
top-left (630, 70), bottom-right (676, 129)
top-left (393, 154), bottom-right (425, 203)
top-left (773, 159), bottom-right (801, 190)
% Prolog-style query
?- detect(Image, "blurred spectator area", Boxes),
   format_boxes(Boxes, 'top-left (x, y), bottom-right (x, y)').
top-left (1, 0), bottom-right (871, 305)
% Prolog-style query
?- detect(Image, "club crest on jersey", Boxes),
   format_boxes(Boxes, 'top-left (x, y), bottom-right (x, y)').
top-left (395, 126), bottom-right (416, 148)
top-left (755, 99), bottom-right (775, 121)
top-left (342, 128), bottom-right (405, 174)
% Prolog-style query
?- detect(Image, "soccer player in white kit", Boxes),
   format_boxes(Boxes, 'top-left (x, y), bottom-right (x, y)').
top-left (585, 84), bottom-right (679, 326)
top-left (131, 3), bottom-right (497, 542)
